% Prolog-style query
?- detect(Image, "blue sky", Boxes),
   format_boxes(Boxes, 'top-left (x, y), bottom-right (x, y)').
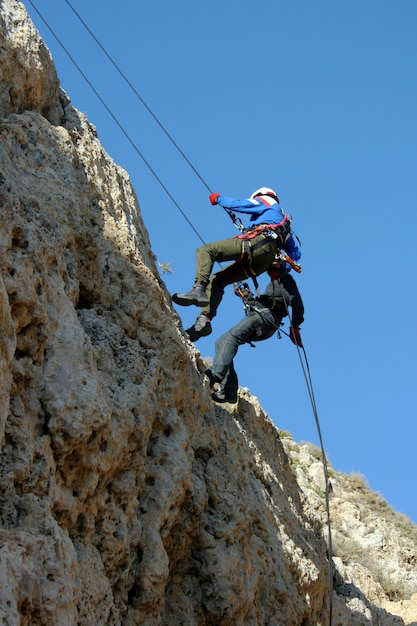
top-left (26, 1), bottom-right (417, 524)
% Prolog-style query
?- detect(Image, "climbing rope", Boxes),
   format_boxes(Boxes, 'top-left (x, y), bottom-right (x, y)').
top-left (26, 0), bottom-right (208, 247)
top-left (282, 327), bottom-right (334, 625)
top-left (62, 0), bottom-right (213, 195)
top-left (58, 1), bottom-right (255, 242)
top-left (234, 288), bottom-right (334, 624)
top-left (265, 291), bottom-right (334, 625)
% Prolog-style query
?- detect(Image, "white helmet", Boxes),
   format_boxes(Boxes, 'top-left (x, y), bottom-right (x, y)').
top-left (250, 187), bottom-right (280, 203)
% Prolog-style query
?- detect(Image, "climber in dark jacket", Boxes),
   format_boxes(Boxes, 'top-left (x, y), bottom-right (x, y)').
top-left (205, 259), bottom-right (304, 403)
top-left (171, 187), bottom-right (301, 341)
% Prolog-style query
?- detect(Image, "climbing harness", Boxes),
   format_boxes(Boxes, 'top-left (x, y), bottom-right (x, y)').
top-left (228, 216), bottom-right (300, 293)
top-left (233, 282), bottom-right (254, 310)
top-left (233, 280), bottom-right (284, 345)
top-left (236, 216), bottom-right (290, 241)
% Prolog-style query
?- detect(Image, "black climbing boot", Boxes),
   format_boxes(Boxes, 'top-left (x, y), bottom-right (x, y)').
top-left (211, 390), bottom-right (238, 404)
top-left (205, 369), bottom-right (221, 390)
top-left (186, 314), bottom-right (212, 342)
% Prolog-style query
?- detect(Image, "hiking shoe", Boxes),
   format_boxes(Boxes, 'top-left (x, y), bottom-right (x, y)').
top-left (186, 314), bottom-right (212, 342)
top-left (205, 369), bottom-right (221, 390)
top-left (172, 284), bottom-right (209, 307)
top-left (211, 390), bottom-right (238, 404)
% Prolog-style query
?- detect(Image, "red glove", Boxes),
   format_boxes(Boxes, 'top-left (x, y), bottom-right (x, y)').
top-left (268, 267), bottom-right (281, 280)
top-left (209, 193), bottom-right (220, 205)
top-left (290, 327), bottom-right (303, 347)
top-left (267, 260), bottom-right (283, 280)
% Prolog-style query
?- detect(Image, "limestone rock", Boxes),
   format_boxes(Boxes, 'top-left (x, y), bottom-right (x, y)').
top-left (0, 0), bottom-right (66, 122)
top-left (0, 2), bottom-right (416, 624)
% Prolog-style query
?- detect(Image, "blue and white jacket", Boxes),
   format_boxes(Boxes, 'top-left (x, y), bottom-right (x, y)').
top-left (217, 194), bottom-right (301, 262)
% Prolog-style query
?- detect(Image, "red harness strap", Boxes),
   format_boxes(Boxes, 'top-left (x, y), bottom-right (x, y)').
top-left (234, 215), bottom-right (289, 240)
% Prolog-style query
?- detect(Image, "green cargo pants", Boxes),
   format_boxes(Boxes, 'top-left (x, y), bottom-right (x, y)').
top-left (194, 234), bottom-right (277, 320)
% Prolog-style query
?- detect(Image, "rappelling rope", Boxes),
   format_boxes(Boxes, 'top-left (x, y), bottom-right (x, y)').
top-left (281, 328), bottom-right (334, 625)
top-left (239, 288), bottom-right (333, 625)
top-left (31, 0), bottom-right (254, 239)
top-left (62, 0), bottom-right (213, 195)
top-left (251, 292), bottom-right (334, 626)
top-left (26, 0), bottom-right (208, 247)
top-left (62, 0), bottom-right (251, 240)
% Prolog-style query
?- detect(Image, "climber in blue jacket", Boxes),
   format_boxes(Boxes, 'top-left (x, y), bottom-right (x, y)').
top-left (171, 187), bottom-right (301, 341)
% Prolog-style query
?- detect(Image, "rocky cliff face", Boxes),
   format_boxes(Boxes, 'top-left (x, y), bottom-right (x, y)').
top-left (0, 2), bottom-right (416, 625)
